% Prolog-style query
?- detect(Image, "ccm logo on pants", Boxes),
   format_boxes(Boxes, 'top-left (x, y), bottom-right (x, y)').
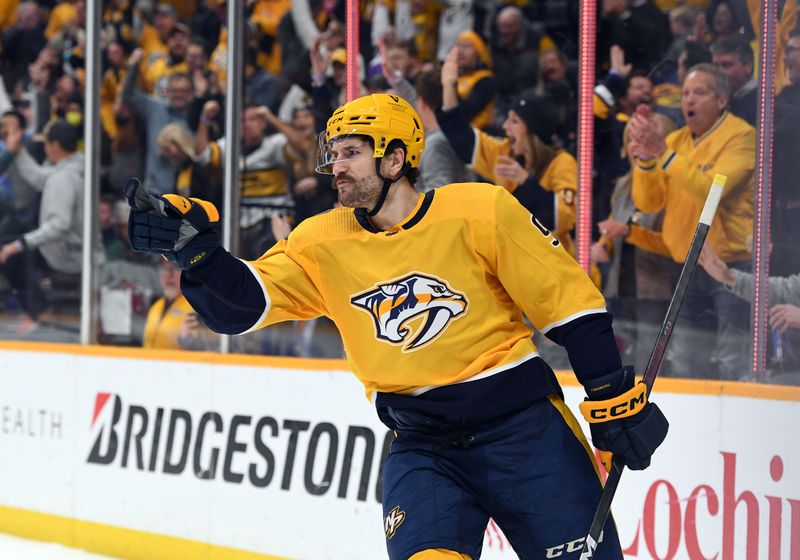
top-left (545, 532), bottom-right (604, 558)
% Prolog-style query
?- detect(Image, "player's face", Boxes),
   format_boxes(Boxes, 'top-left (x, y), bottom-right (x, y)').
top-left (502, 110), bottom-right (528, 156)
top-left (330, 138), bottom-right (381, 208)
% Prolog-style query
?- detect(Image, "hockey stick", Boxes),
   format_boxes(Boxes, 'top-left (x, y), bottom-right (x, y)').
top-left (579, 173), bottom-right (727, 559)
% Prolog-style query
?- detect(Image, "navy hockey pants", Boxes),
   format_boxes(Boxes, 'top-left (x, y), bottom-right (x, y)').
top-left (381, 395), bottom-right (623, 560)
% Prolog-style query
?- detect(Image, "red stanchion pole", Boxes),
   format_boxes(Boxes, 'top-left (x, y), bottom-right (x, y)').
top-left (576, 1), bottom-right (597, 273)
top-left (346, 0), bottom-right (360, 102)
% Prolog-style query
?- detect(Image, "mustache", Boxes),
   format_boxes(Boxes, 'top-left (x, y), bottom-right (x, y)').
top-left (334, 174), bottom-right (355, 187)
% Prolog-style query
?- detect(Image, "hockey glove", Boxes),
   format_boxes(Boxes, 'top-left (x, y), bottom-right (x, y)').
top-left (123, 177), bottom-right (220, 269)
top-left (579, 366), bottom-right (668, 470)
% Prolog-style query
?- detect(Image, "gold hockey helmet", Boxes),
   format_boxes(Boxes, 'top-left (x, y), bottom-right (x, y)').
top-left (316, 93), bottom-right (425, 174)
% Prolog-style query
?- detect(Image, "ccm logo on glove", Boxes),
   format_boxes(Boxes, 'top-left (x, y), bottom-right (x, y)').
top-left (579, 383), bottom-right (647, 423)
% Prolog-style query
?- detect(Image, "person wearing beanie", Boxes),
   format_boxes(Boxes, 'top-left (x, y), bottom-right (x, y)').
top-left (452, 31), bottom-right (497, 130)
top-left (439, 48), bottom-right (579, 259)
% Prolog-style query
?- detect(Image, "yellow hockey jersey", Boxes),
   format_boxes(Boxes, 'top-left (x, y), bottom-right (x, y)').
top-left (239, 183), bottom-right (606, 403)
top-left (471, 131), bottom-right (578, 256)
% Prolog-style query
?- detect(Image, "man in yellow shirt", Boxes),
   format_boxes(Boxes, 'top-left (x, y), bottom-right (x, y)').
top-left (144, 22), bottom-right (190, 95)
top-left (125, 93), bottom-right (668, 559)
top-left (143, 259), bottom-right (218, 350)
top-left (630, 63), bottom-right (755, 380)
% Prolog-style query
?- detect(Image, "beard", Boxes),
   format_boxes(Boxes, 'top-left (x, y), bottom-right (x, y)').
top-left (335, 173), bottom-right (382, 209)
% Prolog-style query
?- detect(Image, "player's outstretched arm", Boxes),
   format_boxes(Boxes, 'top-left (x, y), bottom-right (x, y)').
top-left (123, 178), bottom-right (266, 334)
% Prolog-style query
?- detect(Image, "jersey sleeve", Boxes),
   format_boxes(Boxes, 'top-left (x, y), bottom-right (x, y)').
top-left (491, 187), bottom-right (606, 332)
top-left (245, 239), bottom-right (329, 327)
top-left (181, 240), bottom-right (327, 335)
top-left (489, 188), bottom-right (622, 383)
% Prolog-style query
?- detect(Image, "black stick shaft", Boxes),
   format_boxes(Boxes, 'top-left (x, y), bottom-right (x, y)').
top-left (579, 177), bottom-right (725, 558)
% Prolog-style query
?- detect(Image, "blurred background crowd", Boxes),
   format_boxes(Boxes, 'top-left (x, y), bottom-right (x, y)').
top-left (0, 0), bottom-right (798, 384)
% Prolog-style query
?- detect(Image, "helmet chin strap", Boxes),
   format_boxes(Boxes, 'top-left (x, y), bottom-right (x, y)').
top-left (365, 159), bottom-right (405, 217)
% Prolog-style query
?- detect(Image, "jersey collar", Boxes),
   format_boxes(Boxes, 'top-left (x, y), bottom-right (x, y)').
top-left (354, 190), bottom-right (435, 233)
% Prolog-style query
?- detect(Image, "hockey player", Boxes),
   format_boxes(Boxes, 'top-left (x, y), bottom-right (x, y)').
top-left (125, 93), bottom-right (668, 560)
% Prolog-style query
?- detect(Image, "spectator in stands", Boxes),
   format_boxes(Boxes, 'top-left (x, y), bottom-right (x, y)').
top-left (46, 0), bottom-right (86, 80)
top-left (143, 259), bottom-right (218, 350)
top-left (652, 40), bottom-right (712, 128)
top-left (100, 41), bottom-right (129, 139)
top-left (186, 38), bottom-right (224, 137)
top-left (138, 3), bottom-right (179, 65)
top-left (45, 1), bottom-right (79, 39)
top-left (0, 121), bottom-right (87, 320)
top-left (592, 115), bottom-right (679, 373)
top-left (309, 38), bottom-right (341, 114)
top-left (145, 22), bottom-right (191, 96)
top-left (630, 63), bottom-right (755, 380)
top-left (1, 2), bottom-right (46, 94)
top-left (439, 49), bottom-right (578, 257)
top-left (277, 0), bottom-right (329, 91)
top-left (248, 0), bottom-right (292, 76)
top-left (195, 101), bottom-right (297, 259)
top-left (535, 0), bottom-right (579, 57)
top-left (0, 0), bottom-right (19, 36)
top-left (383, 40), bottom-right (422, 85)
top-left (0, 110), bottom-right (42, 236)
top-left (707, 0), bottom-right (751, 42)
top-left (598, 0), bottom-right (670, 75)
top-left (537, 48), bottom-right (569, 91)
top-left (711, 36), bottom-right (756, 125)
top-left (108, 99), bottom-right (145, 196)
top-left (102, 0), bottom-right (136, 54)
top-left (535, 46), bottom-right (578, 150)
top-left (452, 31), bottom-right (497, 130)
top-left (186, 36), bottom-right (211, 83)
top-left (121, 48), bottom-right (191, 195)
top-left (594, 46), bottom-right (655, 241)
top-left (42, 74), bottom-right (80, 129)
top-left (190, 0), bottom-right (225, 53)
top-left (98, 195), bottom-right (126, 261)
top-left (771, 28), bottom-right (800, 277)
top-left (490, 7), bottom-right (545, 106)
top-left (413, 68), bottom-right (475, 192)
top-left (156, 122), bottom-right (219, 207)
top-left (256, 103), bottom-right (333, 223)
top-left (310, 41), bottom-right (364, 118)
top-left (699, 242), bottom-right (800, 384)
top-left (244, 45), bottom-right (286, 114)
top-left (664, 6), bottom-right (696, 64)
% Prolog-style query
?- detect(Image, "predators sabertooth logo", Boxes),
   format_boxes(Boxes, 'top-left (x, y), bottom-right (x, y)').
top-left (351, 273), bottom-right (468, 352)
top-left (384, 506), bottom-right (406, 540)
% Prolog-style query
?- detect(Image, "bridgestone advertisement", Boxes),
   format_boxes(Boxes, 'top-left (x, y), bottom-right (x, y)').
top-left (0, 345), bottom-right (798, 559)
